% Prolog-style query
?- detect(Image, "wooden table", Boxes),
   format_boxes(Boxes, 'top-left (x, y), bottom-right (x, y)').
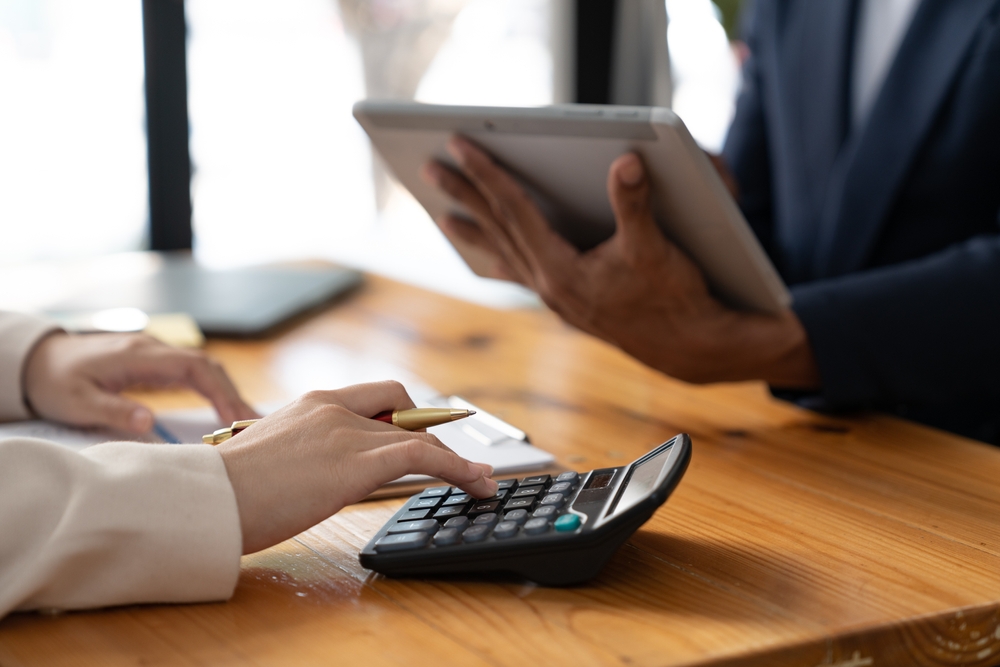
top-left (2, 274), bottom-right (1000, 667)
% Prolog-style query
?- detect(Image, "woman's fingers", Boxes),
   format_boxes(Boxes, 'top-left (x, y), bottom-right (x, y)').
top-left (366, 439), bottom-right (499, 499)
top-left (319, 380), bottom-right (418, 419)
top-left (60, 383), bottom-right (155, 434)
top-left (176, 351), bottom-right (258, 423)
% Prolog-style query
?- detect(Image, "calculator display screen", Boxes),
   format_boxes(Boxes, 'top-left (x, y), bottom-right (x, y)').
top-left (609, 445), bottom-right (673, 516)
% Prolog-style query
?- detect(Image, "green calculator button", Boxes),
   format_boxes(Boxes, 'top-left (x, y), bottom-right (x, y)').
top-left (554, 514), bottom-right (580, 532)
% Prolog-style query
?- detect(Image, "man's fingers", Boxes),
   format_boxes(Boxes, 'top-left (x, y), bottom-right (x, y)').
top-left (437, 214), bottom-right (522, 282)
top-left (424, 156), bottom-right (537, 284)
top-left (421, 162), bottom-right (495, 224)
top-left (606, 153), bottom-right (662, 255)
top-left (446, 137), bottom-right (559, 261)
top-left (367, 439), bottom-right (499, 499)
top-left (422, 163), bottom-right (526, 282)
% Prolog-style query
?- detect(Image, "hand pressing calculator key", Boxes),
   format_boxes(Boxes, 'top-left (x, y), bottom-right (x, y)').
top-left (359, 434), bottom-right (691, 585)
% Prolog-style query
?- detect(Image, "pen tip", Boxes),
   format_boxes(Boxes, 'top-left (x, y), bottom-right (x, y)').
top-left (468, 410), bottom-right (477, 416)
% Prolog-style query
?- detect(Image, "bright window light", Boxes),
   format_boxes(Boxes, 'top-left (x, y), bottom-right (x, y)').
top-left (665, 0), bottom-right (740, 153)
top-left (187, 0), bottom-right (547, 307)
top-left (0, 0), bottom-right (147, 263)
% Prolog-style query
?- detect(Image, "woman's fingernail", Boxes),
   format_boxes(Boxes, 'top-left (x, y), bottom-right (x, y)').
top-left (468, 462), bottom-right (494, 479)
top-left (618, 156), bottom-right (644, 186)
top-left (130, 408), bottom-right (153, 432)
top-left (485, 478), bottom-right (499, 494)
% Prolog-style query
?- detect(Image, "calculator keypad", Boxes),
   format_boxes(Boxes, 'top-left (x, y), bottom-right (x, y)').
top-left (373, 473), bottom-right (583, 553)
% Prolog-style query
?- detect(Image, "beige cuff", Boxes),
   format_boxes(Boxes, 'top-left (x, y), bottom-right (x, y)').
top-left (0, 312), bottom-right (62, 422)
top-left (2, 440), bottom-right (242, 614)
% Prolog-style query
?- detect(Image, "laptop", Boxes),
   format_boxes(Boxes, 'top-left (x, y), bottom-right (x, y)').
top-left (46, 254), bottom-right (363, 336)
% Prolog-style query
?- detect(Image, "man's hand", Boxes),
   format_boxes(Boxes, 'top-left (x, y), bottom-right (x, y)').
top-left (23, 332), bottom-right (258, 434)
top-left (422, 137), bottom-right (819, 388)
top-left (216, 382), bottom-right (499, 554)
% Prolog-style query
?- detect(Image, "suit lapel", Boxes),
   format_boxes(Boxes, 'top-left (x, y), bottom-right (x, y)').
top-left (814, 0), bottom-right (1000, 278)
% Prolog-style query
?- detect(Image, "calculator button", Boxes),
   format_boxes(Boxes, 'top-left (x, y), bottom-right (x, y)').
top-left (504, 509), bottom-right (529, 525)
top-left (433, 506), bottom-right (464, 519)
top-left (496, 479), bottom-right (517, 490)
top-left (532, 505), bottom-right (557, 519)
top-left (420, 486), bottom-right (451, 498)
top-left (479, 489), bottom-right (508, 502)
top-left (472, 512), bottom-right (498, 527)
top-left (512, 486), bottom-right (543, 498)
top-left (411, 497), bottom-right (441, 510)
top-left (468, 500), bottom-right (501, 515)
top-left (523, 518), bottom-right (550, 535)
top-left (462, 525), bottom-right (490, 542)
top-left (520, 475), bottom-right (550, 486)
top-left (493, 521), bottom-right (519, 539)
top-left (433, 528), bottom-right (462, 546)
top-left (554, 514), bottom-right (581, 532)
top-left (386, 519), bottom-right (440, 535)
top-left (444, 516), bottom-right (470, 530)
top-left (548, 482), bottom-right (572, 494)
top-left (555, 471), bottom-right (579, 484)
top-left (374, 532), bottom-right (431, 552)
top-left (399, 509), bottom-right (431, 521)
top-left (539, 493), bottom-right (565, 508)
top-left (504, 497), bottom-right (535, 511)
top-left (442, 493), bottom-right (471, 506)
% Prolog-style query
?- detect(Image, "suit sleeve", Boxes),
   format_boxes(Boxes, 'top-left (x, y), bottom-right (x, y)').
top-left (0, 439), bottom-right (242, 617)
top-left (791, 229), bottom-right (1000, 418)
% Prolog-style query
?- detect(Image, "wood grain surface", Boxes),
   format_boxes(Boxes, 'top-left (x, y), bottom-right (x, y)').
top-left (2, 274), bottom-right (999, 667)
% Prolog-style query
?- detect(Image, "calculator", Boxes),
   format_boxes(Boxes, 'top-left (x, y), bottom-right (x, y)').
top-left (359, 434), bottom-right (691, 585)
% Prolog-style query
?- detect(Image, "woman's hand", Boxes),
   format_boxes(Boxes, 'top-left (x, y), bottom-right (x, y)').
top-left (216, 382), bottom-right (499, 554)
top-left (23, 332), bottom-right (258, 434)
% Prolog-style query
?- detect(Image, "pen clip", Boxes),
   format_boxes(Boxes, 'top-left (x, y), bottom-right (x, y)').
top-left (202, 419), bottom-right (260, 445)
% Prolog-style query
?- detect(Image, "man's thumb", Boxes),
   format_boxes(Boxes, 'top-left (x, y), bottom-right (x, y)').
top-left (607, 153), bottom-right (658, 243)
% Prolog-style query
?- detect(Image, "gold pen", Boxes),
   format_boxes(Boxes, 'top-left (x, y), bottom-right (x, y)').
top-left (202, 408), bottom-right (477, 445)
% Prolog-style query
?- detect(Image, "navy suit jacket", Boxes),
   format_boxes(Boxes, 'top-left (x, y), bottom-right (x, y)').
top-left (723, 0), bottom-right (1000, 443)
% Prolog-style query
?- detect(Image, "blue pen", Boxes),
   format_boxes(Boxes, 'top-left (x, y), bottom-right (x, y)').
top-left (152, 421), bottom-right (181, 444)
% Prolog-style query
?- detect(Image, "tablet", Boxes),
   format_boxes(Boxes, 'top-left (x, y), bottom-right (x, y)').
top-left (353, 101), bottom-right (791, 314)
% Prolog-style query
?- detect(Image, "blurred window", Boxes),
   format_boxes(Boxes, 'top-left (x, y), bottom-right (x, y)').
top-left (186, 0), bottom-right (552, 306)
top-left (3, 0), bottom-right (739, 307)
top-left (666, 0), bottom-right (741, 153)
top-left (0, 0), bottom-right (147, 263)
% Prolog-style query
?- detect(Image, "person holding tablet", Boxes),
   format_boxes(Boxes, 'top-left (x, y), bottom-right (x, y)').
top-left (0, 313), bottom-right (497, 617)
top-left (422, 0), bottom-right (1000, 444)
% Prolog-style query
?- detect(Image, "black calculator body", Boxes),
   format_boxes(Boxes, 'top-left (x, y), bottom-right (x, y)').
top-left (359, 434), bottom-right (691, 586)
